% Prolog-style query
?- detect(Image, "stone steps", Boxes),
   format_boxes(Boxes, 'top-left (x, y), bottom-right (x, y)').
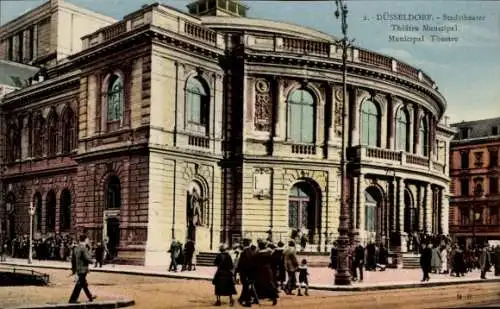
top-left (402, 255), bottom-right (421, 269)
top-left (196, 252), bottom-right (330, 267)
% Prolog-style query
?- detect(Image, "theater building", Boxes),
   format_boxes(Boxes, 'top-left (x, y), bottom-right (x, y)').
top-left (449, 117), bottom-right (500, 247)
top-left (0, 0), bottom-right (453, 266)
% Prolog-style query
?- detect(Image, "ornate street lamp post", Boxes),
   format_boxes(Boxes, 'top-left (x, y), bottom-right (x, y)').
top-left (334, 0), bottom-right (353, 286)
top-left (28, 201), bottom-right (35, 264)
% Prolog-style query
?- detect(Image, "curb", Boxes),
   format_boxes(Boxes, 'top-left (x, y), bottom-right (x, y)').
top-left (10, 299), bottom-right (135, 309)
top-left (3, 262), bottom-right (500, 292)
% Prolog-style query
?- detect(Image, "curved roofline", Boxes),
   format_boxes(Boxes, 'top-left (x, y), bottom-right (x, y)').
top-left (200, 16), bottom-right (338, 42)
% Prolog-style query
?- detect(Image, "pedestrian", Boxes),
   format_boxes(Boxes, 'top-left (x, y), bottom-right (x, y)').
top-left (297, 259), bottom-right (309, 296)
top-left (431, 244), bottom-right (441, 274)
top-left (68, 234), bottom-right (97, 303)
top-left (237, 238), bottom-right (256, 307)
top-left (94, 242), bottom-right (104, 268)
top-left (329, 242), bottom-right (337, 270)
top-left (168, 238), bottom-right (180, 272)
top-left (271, 241), bottom-right (285, 290)
top-left (253, 240), bottom-right (278, 306)
top-left (479, 246), bottom-right (491, 280)
top-left (495, 246), bottom-right (500, 276)
top-left (182, 240), bottom-right (195, 271)
top-left (212, 244), bottom-right (236, 306)
top-left (440, 245), bottom-right (448, 274)
top-left (352, 243), bottom-right (365, 281)
top-left (377, 244), bottom-right (388, 271)
top-left (420, 243), bottom-right (432, 282)
top-left (283, 240), bottom-right (299, 295)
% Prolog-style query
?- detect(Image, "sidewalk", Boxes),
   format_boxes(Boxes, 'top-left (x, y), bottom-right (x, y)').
top-left (2, 258), bottom-right (499, 291)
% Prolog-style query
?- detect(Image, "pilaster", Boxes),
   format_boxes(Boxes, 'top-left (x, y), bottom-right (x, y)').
top-left (275, 78), bottom-right (285, 140)
top-left (358, 174), bottom-right (366, 242)
top-left (440, 187), bottom-right (449, 235)
top-left (398, 178), bottom-right (407, 252)
top-left (425, 183), bottom-right (432, 234)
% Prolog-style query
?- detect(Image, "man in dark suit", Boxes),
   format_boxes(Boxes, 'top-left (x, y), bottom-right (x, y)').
top-left (237, 238), bottom-right (257, 307)
top-left (352, 243), bottom-right (365, 281)
top-left (420, 243), bottom-right (433, 282)
top-left (69, 234), bottom-right (97, 303)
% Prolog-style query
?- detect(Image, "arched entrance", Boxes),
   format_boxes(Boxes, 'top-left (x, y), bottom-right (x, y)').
top-left (45, 190), bottom-right (56, 233)
top-left (288, 181), bottom-right (320, 243)
top-left (33, 192), bottom-right (42, 234)
top-left (59, 189), bottom-right (72, 232)
top-left (404, 189), bottom-right (417, 235)
top-left (364, 186), bottom-right (385, 244)
top-left (5, 193), bottom-right (16, 240)
top-left (104, 175), bottom-right (121, 260)
top-left (186, 181), bottom-right (206, 242)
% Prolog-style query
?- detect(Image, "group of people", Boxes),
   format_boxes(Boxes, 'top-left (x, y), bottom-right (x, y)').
top-left (2, 235), bottom-right (75, 261)
top-left (420, 242), bottom-right (500, 281)
top-left (211, 239), bottom-right (310, 307)
top-left (168, 238), bottom-right (197, 272)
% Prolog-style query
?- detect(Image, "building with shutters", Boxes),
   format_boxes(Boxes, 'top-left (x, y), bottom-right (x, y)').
top-left (0, 0), bottom-right (454, 266)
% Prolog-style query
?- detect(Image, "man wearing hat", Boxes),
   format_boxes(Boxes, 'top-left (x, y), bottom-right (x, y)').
top-left (237, 238), bottom-right (256, 307)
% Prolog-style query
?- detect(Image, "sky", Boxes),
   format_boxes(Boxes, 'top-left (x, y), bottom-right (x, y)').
top-left (1, 0), bottom-right (499, 123)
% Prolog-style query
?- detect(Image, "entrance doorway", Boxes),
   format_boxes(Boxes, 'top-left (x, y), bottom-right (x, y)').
top-left (106, 217), bottom-right (120, 259)
top-left (364, 186), bottom-right (385, 244)
top-left (288, 181), bottom-right (319, 243)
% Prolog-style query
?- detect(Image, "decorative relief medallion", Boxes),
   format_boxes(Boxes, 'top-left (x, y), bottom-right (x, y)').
top-left (283, 169), bottom-right (327, 192)
top-left (253, 168), bottom-right (273, 199)
top-left (254, 78), bottom-right (273, 132)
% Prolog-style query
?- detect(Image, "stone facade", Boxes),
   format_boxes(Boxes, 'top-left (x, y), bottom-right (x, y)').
top-left (449, 117), bottom-right (500, 247)
top-left (0, 0), bottom-right (455, 266)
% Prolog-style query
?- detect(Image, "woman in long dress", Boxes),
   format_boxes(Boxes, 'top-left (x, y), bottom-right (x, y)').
top-left (440, 245), bottom-right (448, 274)
top-left (212, 244), bottom-right (237, 306)
top-left (253, 240), bottom-right (278, 306)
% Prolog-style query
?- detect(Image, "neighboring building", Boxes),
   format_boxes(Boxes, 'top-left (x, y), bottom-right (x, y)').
top-left (0, 60), bottom-right (39, 98)
top-left (0, 0), bottom-right (454, 266)
top-left (449, 117), bottom-right (500, 247)
top-left (0, 0), bottom-right (115, 67)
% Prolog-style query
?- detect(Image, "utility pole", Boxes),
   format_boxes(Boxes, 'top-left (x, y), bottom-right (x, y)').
top-left (334, 0), bottom-right (353, 286)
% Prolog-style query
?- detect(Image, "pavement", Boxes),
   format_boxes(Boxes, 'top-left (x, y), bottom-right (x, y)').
top-left (2, 257), bottom-right (499, 291)
top-left (10, 299), bottom-right (135, 309)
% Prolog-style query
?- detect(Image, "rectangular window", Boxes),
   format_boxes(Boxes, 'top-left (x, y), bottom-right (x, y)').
top-left (492, 126), bottom-right (499, 136)
top-left (460, 179), bottom-right (469, 196)
top-left (489, 207), bottom-right (498, 225)
top-left (490, 177), bottom-right (498, 194)
top-left (460, 127), bottom-right (469, 139)
top-left (460, 208), bottom-right (470, 225)
top-left (490, 150), bottom-right (498, 168)
top-left (474, 151), bottom-right (484, 167)
top-left (461, 152), bottom-right (469, 169)
top-left (8, 36), bottom-right (13, 60)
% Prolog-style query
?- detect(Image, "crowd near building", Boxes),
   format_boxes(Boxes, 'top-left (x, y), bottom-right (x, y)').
top-left (0, 0), bottom-right (491, 270)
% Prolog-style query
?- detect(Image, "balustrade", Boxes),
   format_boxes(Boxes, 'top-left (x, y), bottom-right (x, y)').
top-left (103, 21), bottom-right (127, 41)
top-left (358, 49), bottom-right (392, 70)
top-left (291, 144), bottom-right (316, 155)
top-left (282, 38), bottom-right (329, 57)
top-left (365, 147), bottom-right (401, 161)
top-left (188, 135), bottom-right (210, 148)
top-left (398, 62), bottom-right (419, 79)
top-left (406, 154), bottom-right (428, 167)
top-left (184, 21), bottom-right (217, 44)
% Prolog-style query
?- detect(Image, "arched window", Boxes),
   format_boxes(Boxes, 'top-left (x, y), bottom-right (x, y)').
top-left (61, 108), bottom-right (75, 154)
top-left (287, 88), bottom-right (315, 143)
top-left (47, 111), bottom-right (58, 156)
top-left (33, 192), bottom-right (42, 233)
top-left (186, 77), bottom-right (209, 126)
top-left (6, 123), bottom-right (17, 162)
top-left (419, 118), bottom-right (428, 156)
top-left (34, 115), bottom-right (45, 157)
top-left (59, 189), bottom-right (72, 231)
top-left (361, 100), bottom-right (380, 146)
top-left (106, 175), bottom-right (121, 209)
top-left (45, 190), bottom-right (56, 232)
top-left (107, 75), bottom-right (124, 122)
top-left (396, 108), bottom-right (409, 151)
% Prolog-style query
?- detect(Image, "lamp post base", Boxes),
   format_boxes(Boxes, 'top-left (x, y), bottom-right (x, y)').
top-left (334, 272), bottom-right (352, 285)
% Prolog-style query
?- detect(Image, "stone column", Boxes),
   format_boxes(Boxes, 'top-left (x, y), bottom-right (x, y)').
top-left (398, 178), bottom-right (407, 252)
top-left (441, 187), bottom-right (450, 235)
top-left (392, 179), bottom-right (397, 232)
top-left (417, 185), bottom-right (424, 231)
top-left (352, 176), bottom-right (359, 230)
top-left (328, 84), bottom-right (335, 143)
top-left (424, 183), bottom-right (432, 234)
top-left (276, 79), bottom-right (286, 140)
top-left (359, 174), bottom-right (366, 243)
top-left (407, 104), bottom-right (414, 152)
top-left (33, 25), bottom-right (38, 60)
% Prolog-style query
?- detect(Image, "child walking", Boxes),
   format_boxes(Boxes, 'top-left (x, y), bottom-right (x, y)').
top-left (297, 259), bottom-right (309, 296)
